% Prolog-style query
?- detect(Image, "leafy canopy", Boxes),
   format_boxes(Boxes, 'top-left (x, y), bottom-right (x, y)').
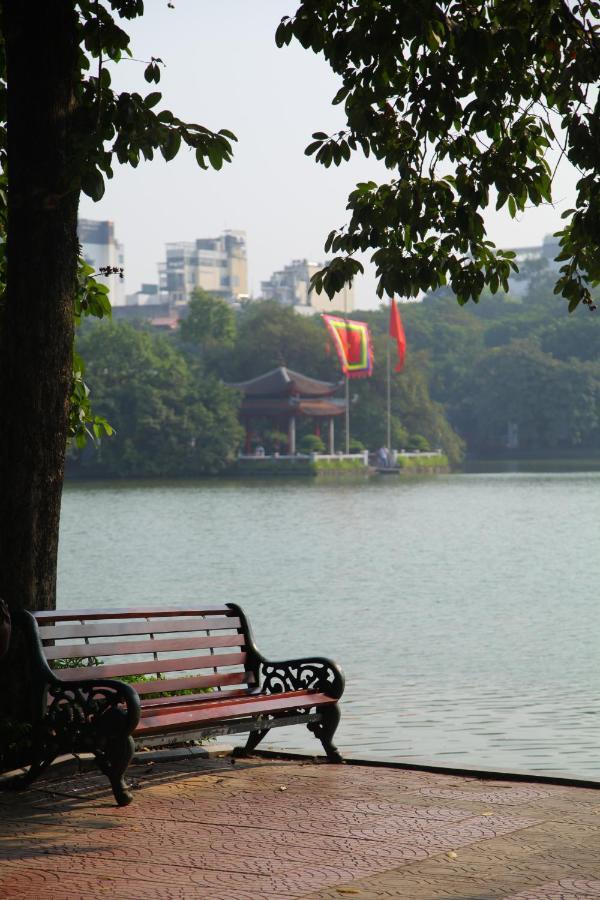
top-left (72, 1), bottom-right (236, 202)
top-left (278, 1), bottom-right (600, 311)
top-left (0, 1), bottom-right (236, 448)
top-left (179, 289), bottom-right (237, 350)
top-left (74, 321), bottom-right (243, 476)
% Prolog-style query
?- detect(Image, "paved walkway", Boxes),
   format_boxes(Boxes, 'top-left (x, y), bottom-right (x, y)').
top-left (0, 755), bottom-right (599, 899)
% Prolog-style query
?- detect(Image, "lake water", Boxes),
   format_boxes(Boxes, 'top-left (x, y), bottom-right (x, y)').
top-left (57, 472), bottom-right (600, 778)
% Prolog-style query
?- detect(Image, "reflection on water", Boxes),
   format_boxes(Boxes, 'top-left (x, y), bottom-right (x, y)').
top-left (58, 472), bottom-right (600, 777)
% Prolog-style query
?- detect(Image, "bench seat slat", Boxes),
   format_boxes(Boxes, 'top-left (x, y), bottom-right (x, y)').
top-left (44, 633), bottom-right (245, 661)
top-left (140, 688), bottom-right (252, 710)
top-left (34, 606), bottom-right (233, 622)
top-left (38, 616), bottom-right (241, 641)
top-left (57, 651), bottom-right (246, 681)
top-left (136, 691), bottom-right (336, 736)
top-left (132, 671), bottom-right (253, 695)
top-left (140, 688), bottom-right (313, 718)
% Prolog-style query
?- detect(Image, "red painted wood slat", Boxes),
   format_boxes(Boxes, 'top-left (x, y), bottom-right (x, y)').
top-left (34, 606), bottom-right (233, 622)
top-left (38, 616), bottom-right (241, 642)
top-left (139, 688), bottom-right (317, 718)
top-left (139, 688), bottom-right (252, 710)
top-left (132, 671), bottom-right (253, 695)
top-left (136, 691), bottom-right (336, 736)
top-left (44, 633), bottom-right (245, 661)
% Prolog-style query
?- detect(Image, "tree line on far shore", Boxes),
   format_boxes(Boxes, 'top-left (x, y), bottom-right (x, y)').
top-left (69, 258), bottom-right (600, 478)
top-left (400, 257), bottom-right (600, 459)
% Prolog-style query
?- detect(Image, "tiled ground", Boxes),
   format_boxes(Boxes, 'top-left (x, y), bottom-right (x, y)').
top-left (0, 755), bottom-right (599, 899)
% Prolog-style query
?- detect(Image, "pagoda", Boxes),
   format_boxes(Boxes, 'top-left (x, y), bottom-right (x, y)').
top-left (228, 366), bottom-right (345, 454)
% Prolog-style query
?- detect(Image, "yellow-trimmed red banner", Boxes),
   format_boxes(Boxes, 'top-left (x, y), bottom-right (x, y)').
top-left (322, 314), bottom-right (374, 379)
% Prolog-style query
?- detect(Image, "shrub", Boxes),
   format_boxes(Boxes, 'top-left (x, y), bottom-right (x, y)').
top-left (349, 438), bottom-right (365, 452)
top-left (406, 433), bottom-right (431, 452)
top-left (299, 434), bottom-right (326, 454)
top-left (52, 656), bottom-right (101, 669)
top-left (263, 429), bottom-right (288, 454)
top-left (52, 658), bottom-right (210, 700)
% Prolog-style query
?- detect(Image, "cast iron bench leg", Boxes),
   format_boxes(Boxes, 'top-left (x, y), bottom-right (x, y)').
top-left (95, 733), bottom-right (135, 807)
top-left (233, 727), bottom-right (270, 758)
top-left (3, 747), bottom-right (56, 793)
top-left (309, 704), bottom-right (343, 762)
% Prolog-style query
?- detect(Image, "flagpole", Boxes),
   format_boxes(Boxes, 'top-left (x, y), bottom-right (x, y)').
top-left (386, 324), bottom-right (391, 451)
top-left (344, 287), bottom-right (350, 455)
top-left (345, 375), bottom-right (350, 454)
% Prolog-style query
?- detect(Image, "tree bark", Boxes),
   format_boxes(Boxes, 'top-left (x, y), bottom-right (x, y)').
top-left (0, 1), bottom-right (80, 613)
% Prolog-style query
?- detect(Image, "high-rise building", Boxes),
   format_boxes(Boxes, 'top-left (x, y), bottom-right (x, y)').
top-left (160, 230), bottom-right (248, 307)
top-left (78, 219), bottom-right (125, 306)
top-left (261, 259), bottom-right (354, 315)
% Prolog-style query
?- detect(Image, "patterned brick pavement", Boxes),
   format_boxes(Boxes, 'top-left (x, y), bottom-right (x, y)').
top-left (0, 755), bottom-right (599, 899)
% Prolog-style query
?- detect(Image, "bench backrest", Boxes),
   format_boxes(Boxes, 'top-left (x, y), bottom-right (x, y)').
top-left (33, 605), bottom-right (259, 699)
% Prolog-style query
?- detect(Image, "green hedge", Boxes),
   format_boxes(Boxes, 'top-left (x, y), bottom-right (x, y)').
top-left (312, 458), bottom-right (367, 474)
top-left (396, 453), bottom-right (448, 471)
top-left (229, 458), bottom-right (314, 476)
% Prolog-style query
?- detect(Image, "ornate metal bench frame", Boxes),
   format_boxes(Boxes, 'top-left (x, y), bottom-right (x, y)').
top-left (10, 604), bottom-right (345, 805)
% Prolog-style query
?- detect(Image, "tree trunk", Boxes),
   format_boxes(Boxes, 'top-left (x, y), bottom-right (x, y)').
top-left (0, 1), bottom-right (80, 613)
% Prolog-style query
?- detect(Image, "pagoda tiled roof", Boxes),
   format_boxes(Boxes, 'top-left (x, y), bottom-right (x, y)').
top-left (239, 397), bottom-right (346, 418)
top-left (228, 366), bottom-right (342, 398)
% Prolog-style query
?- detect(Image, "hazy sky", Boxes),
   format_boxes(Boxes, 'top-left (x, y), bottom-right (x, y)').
top-left (80, 1), bottom-right (580, 310)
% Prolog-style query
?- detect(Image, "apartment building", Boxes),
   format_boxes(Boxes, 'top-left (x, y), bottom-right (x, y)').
top-left (261, 258), bottom-right (354, 315)
top-left (78, 219), bottom-right (126, 307)
top-left (160, 230), bottom-right (248, 307)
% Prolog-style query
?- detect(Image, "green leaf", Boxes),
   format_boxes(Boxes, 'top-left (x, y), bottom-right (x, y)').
top-left (144, 91), bottom-right (162, 108)
top-left (81, 169), bottom-right (105, 201)
top-left (161, 130), bottom-right (181, 161)
top-left (275, 18), bottom-right (292, 47)
top-left (207, 146), bottom-right (223, 170)
top-left (305, 140), bottom-right (323, 156)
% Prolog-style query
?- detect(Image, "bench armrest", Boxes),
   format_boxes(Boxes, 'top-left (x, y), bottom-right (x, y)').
top-left (19, 609), bottom-right (141, 734)
top-left (16, 610), bottom-right (140, 806)
top-left (44, 677), bottom-right (141, 735)
top-left (225, 604), bottom-right (345, 700)
top-left (259, 656), bottom-right (345, 700)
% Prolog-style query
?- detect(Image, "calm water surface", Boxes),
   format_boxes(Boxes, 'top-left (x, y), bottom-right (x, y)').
top-left (57, 472), bottom-right (600, 777)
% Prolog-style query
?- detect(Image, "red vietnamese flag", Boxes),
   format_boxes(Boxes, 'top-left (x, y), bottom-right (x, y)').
top-left (389, 298), bottom-right (406, 372)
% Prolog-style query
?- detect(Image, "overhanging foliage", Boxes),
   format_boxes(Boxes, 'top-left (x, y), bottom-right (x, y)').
top-left (279, 1), bottom-right (600, 311)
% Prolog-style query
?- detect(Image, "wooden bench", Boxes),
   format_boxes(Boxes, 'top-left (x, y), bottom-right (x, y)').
top-left (16, 604), bottom-right (344, 805)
